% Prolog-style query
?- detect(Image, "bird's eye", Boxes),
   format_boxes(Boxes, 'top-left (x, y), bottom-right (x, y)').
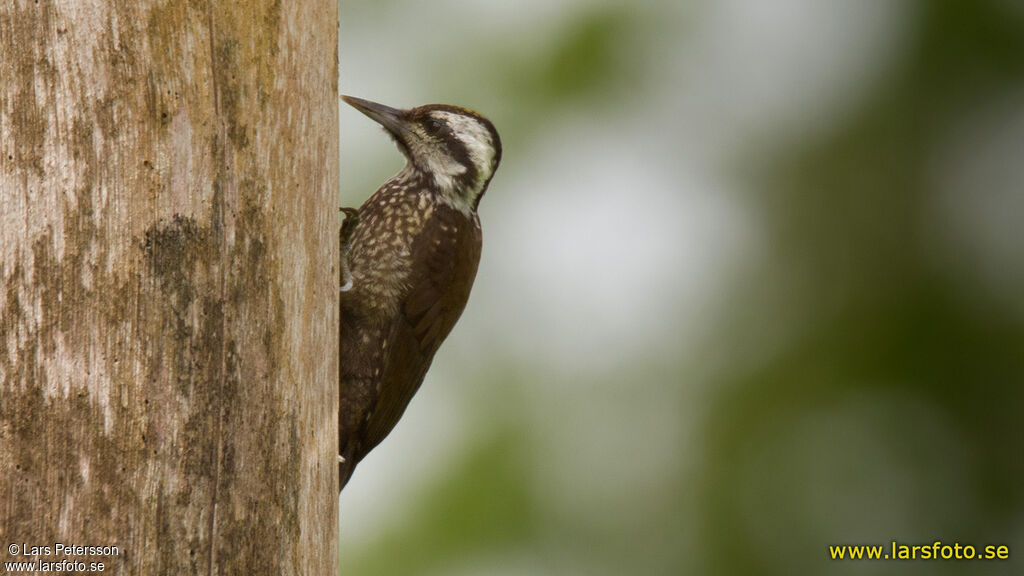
top-left (426, 119), bottom-right (443, 137)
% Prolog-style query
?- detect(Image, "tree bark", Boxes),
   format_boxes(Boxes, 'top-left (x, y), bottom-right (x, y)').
top-left (0, 1), bottom-right (338, 574)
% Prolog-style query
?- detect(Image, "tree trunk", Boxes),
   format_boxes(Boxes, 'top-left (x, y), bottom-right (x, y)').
top-left (0, 1), bottom-right (338, 574)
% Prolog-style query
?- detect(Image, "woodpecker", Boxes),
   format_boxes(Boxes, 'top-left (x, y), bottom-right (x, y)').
top-left (338, 95), bottom-right (502, 491)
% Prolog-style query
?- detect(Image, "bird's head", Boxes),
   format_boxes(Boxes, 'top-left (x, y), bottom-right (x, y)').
top-left (342, 95), bottom-right (502, 213)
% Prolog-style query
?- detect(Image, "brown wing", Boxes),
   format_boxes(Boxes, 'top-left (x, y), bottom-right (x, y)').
top-left (360, 209), bottom-right (482, 456)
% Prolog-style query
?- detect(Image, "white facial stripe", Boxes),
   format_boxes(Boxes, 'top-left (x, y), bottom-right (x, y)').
top-left (407, 123), bottom-right (468, 196)
top-left (431, 111), bottom-right (496, 183)
top-left (399, 110), bottom-right (498, 214)
top-left (425, 154), bottom-right (466, 192)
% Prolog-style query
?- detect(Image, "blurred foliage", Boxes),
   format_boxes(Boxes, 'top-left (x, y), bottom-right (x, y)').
top-left (511, 8), bottom-right (636, 106)
top-left (341, 1), bottom-right (1024, 575)
top-left (432, 4), bottom-right (644, 143)
top-left (342, 429), bottom-right (536, 575)
top-left (702, 1), bottom-right (1024, 574)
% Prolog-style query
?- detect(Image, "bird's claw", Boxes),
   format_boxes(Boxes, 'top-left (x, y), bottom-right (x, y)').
top-left (340, 207), bottom-right (360, 292)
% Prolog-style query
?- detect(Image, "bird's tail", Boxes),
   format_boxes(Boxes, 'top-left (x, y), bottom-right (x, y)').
top-left (337, 448), bottom-right (358, 487)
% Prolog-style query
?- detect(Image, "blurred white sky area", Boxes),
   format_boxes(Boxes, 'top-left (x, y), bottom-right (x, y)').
top-left (332, 0), bottom-right (976, 562)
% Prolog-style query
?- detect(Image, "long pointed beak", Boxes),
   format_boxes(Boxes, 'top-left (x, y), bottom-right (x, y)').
top-left (341, 95), bottom-right (409, 138)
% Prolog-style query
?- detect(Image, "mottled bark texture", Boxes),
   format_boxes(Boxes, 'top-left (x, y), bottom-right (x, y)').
top-left (0, 1), bottom-right (338, 574)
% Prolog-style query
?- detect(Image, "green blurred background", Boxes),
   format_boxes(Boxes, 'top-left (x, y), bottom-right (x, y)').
top-left (337, 1), bottom-right (1024, 574)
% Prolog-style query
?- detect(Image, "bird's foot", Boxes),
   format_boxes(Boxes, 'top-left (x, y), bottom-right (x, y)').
top-left (340, 207), bottom-right (360, 292)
